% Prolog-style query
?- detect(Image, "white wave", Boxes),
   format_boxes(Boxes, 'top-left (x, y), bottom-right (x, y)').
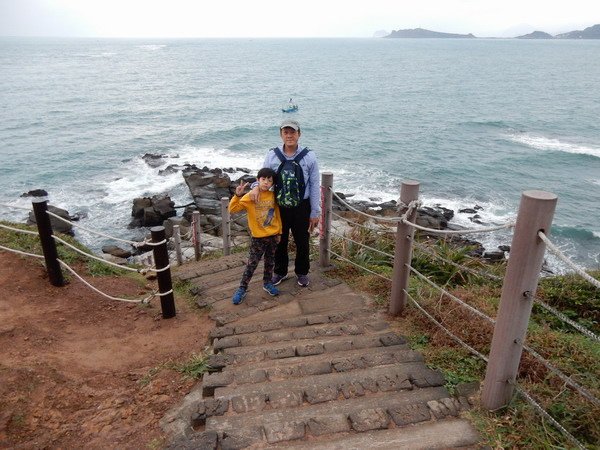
top-left (138, 44), bottom-right (166, 51)
top-left (509, 133), bottom-right (600, 158)
top-left (594, 231), bottom-right (600, 239)
top-left (592, 179), bottom-right (600, 187)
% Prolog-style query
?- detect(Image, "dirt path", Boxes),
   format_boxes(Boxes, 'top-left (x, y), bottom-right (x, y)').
top-left (0, 251), bottom-right (212, 449)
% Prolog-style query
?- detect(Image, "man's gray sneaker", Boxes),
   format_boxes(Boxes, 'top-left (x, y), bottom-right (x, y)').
top-left (297, 274), bottom-right (310, 287)
top-left (272, 274), bottom-right (288, 286)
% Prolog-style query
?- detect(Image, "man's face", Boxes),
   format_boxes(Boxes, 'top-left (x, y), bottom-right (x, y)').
top-left (258, 176), bottom-right (274, 191)
top-left (280, 127), bottom-right (300, 149)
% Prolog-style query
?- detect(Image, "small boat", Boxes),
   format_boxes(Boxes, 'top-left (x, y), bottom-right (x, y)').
top-left (282, 99), bottom-right (299, 113)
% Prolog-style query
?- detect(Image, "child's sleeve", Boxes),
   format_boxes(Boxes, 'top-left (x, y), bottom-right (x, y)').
top-left (229, 194), bottom-right (245, 214)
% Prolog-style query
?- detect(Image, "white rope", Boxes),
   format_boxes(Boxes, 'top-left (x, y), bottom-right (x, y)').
top-left (0, 244), bottom-right (45, 259)
top-left (45, 210), bottom-right (165, 247)
top-left (532, 296), bottom-right (600, 343)
top-left (52, 235), bottom-right (140, 272)
top-left (405, 290), bottom-right (490, 362)
top-left (521, 342), bottom-right (600, 406)
top-left (404, 218), bottom-right (516, 235)
top-left (57, 259), bottom-right (155, 304)
top-left (407, 264), bottom-right (497, 325)
top-left (331, 211), bottom-right (394, 233)
top-left (0, 223), bottom-right (39, 236)
top-left (515, 386), bottom-right (587, 450)
top-left (538, 231), bottom-right (600, 289)
top-left (330, 189), bottom-right (420, 223)
top-left (328, 249), bottom-right (393, 282)
top-left (0, 203), bottom-right (32, 211)
top-left (413, 241), bottom-right (504, 282)
top-left (330, 230), bottom-right (395, 260)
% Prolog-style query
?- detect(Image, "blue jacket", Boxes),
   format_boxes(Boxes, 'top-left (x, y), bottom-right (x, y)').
top-left (263, 146), bottom-right (321, 218)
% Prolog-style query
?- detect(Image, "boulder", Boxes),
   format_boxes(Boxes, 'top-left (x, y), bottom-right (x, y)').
top-left (21, 189), bottom-right (48, 198)
top-left (27, 205), bottom-right (73, 234)
top-left (101, 245), bottom-right (132, 259)
top-left (129, 194), bottom-right (176, 228)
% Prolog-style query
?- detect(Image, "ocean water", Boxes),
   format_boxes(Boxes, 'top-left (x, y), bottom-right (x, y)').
top-left (0, 37), bottom-right (599, 271)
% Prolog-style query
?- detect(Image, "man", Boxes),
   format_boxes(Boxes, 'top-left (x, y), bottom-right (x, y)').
top-left (250, 119), bottom-right (320, 287)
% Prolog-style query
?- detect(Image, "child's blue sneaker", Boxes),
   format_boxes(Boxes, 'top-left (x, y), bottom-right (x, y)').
top-left (232, 287), bottom-right (247, 305)
top-left (263, 283), bottom-right (280, 296)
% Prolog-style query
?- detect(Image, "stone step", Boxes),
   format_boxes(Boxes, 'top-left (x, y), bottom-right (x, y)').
top-left (209, 346), bottom-right (424, 390)
top-left (204, 361), bottom-right (444, 406)
top-left (204, 387), bottom-right (460, 446)
top-left (207, 330), bottom-right (404, 370)
top-left (277, 418), bottom-right (481, 449)
top-left (173, 252), bottom-right (247, 280)
top-left (212, 318), bottom-right (391, 351)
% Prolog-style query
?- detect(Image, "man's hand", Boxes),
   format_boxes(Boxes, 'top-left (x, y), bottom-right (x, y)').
top-left (308, 217), bottom-right (320, 233)
top-left (249, 186), bottom-right (260, 202)
top-left (235, 181), bottom-right (249, 197)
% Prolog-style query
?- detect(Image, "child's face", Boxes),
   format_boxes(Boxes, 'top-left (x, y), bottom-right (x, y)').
top-left (258, 176), bottom-right (274, 191)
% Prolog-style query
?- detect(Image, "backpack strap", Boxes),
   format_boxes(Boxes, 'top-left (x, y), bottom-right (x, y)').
top-left (294, 147), bottom-right (310, 163)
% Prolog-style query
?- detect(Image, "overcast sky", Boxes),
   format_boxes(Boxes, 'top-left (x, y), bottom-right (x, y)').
top-left (1, 0), bottom-right (599, 38)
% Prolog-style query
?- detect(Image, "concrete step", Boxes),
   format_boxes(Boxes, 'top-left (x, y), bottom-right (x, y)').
top-left (212, 318), bottom-right (391, 351)
top-left (210, 345), bottom-right (424, 390)
top-left (204, 361), bottom-right (444, 405)
top-left (173, 252), bottom-right (247, 280)
top-left (277, 418), bottom-right (481, 449)
top-left (204, 387), bottom-right (464, 446)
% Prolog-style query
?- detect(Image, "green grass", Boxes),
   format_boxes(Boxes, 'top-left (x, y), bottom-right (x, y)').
top-left (171, 352), bottom-right (212, 379)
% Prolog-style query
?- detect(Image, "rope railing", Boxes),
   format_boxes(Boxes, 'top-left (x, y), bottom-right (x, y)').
top-left (57, 259), bottom-right (158, 304)
top-left (330, 230), bottom-right (395, 260)
top-left (329, 188), bottom-right (420, 223)
top-left (412, 241), bottom-right (504, 282)
top-left (531, 295), bottom-right (600, 342)
top-left (0, 203), bottom-right (32, 211)
top-left (45, 210), bottom-right (166, 247)
top-left (51, 235), bottom-right (169, 274)
top-left (0, 244), bottom-right (44, 259)
top-left (406, 219), bottom-right (516, 235)
top-left (538, 231), bottom-right (600, 289)
top-left (328, 249), bottom-right (393, 282)
top-left (405, 287), bottom-right (587, 450)
top-left (0, 223), bottom-right (39, 236)
top-left (331, 210), bottom-right (396, 233)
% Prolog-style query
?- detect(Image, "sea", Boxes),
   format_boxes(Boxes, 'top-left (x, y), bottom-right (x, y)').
top-left (1, 37), bottom-right (599, 272)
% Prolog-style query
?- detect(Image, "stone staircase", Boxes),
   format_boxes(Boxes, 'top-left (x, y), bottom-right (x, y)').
top-left (161, 253), bottom-right (481, 449)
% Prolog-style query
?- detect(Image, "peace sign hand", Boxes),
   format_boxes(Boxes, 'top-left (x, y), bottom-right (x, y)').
top-left (235, 181), bottom-right (249, 197)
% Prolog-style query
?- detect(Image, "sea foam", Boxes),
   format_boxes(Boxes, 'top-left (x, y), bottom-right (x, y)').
top-left (509, 133), bottom-right (600, 159)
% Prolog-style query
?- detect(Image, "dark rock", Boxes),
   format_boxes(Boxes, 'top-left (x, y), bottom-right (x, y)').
top-left (459, 208), bottom-right (477, 214)
top-left (101, 245), bottom-right (132, 259)
top-left (498, 245), bottom-right (511, 252)
top-left (483, 251), bottom-right (505, 262)
top-left (27, 205), bottom-right (73, 234)
top-left (21, 189), bottom-right (48, 197)
top-left (129, 194), bottom-right (176, 228)
top-left (142, 153), bottom-right (167, 168)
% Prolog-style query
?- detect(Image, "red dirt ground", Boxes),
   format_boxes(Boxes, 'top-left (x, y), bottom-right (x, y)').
top-left (0, 251), bottom-right (212, 449)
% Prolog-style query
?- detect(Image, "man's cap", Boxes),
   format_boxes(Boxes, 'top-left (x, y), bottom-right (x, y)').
top-left (280, 119), bottom-right (300, 131)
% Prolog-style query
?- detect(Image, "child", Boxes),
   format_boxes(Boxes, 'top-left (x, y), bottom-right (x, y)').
top-left (228, 168), bottom-right (282, 305)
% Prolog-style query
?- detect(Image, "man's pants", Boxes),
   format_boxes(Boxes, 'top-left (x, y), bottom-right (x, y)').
top-left (275, 199), bottom-right (311, 276)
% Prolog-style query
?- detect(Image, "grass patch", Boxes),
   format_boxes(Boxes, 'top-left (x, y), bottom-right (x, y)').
top-left (171, 351), bottom-right (212, 380)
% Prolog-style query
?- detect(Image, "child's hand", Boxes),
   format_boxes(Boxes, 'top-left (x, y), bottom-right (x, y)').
top-left (236, 181), bottom-right (249, 197)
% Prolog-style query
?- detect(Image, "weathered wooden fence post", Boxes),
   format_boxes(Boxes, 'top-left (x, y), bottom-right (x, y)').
top-left (192, 211), bottom-right (201, 261)
top-left (221, 197), bottom-right (231, 256)
top-left (32, 198), bottom-right (65, 287)
top-left (173, 224), bottom-right (183, 265)
top-left (389, 180), bottom-right (420, 315)
top-left (151, 226), bottom-right (176, 319)
top-left (481, 190), bottom-right (557, 410)
top-left (319, 172), bottom-right (333, 267)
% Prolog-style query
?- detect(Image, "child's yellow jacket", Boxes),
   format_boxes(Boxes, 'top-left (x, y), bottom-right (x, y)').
top-left (228, 190), bottom-right (282, 238)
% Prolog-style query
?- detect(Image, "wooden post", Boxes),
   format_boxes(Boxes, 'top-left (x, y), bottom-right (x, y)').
top-left (32, 198), bottom-right (65, 287)
top-left (319, 172), bottom-right (333, 267)
top-left (481, 190), bottom-right (557, 410)
top-left (389, 181), bottom-right (420, 315)
top-left (221, 197), bottom-right (231, 256)
top-left (173, 225), bottom-right (183, 266)
top-left (193, 211), bottom-right (201, 261)
top-left (151, 226), bottom-right (176, 319)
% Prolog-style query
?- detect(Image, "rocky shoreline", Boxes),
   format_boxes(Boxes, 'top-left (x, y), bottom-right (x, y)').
top-left (23, 153), bottom-right (511, 265)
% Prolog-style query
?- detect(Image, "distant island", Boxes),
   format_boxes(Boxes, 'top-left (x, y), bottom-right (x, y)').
top-left (385, 28), bottom-right (475, 39)
top-left (383, 24), bottom-right (600, 39)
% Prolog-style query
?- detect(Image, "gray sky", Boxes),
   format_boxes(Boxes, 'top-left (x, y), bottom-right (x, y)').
top-left (1, 0), bottom-right (599, 38)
